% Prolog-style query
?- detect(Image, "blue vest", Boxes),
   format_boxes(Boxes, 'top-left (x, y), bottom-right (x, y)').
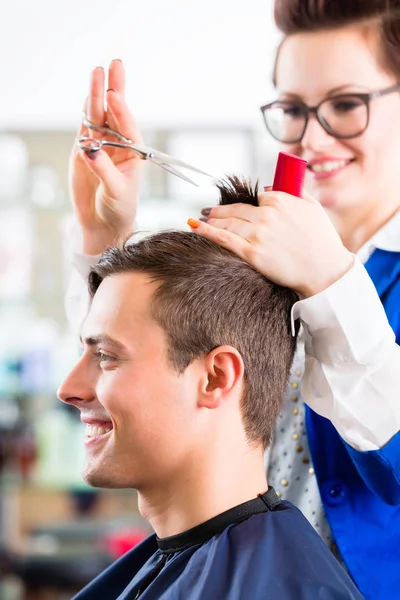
top-left (306, 249), bottom-right (400, 600)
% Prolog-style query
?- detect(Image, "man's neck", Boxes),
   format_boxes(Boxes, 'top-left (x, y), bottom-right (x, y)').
top-left (137, 448), bottom-right (268, 539)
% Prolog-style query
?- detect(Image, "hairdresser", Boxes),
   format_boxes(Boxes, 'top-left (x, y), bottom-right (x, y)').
top-left (67, 2), bottom-right (400, 597)
top-left (191, 2), bottom-right (400, 598)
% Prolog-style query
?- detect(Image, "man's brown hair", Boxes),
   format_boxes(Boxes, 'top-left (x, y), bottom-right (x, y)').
top-left (272, 0), bottom-right (400, 85)
top-left (88, 177), bottom-right (298, 449)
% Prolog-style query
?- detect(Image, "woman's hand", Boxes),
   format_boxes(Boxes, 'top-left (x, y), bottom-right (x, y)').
top-left (188, 189), bottom-right (354, 298)
top-left (69, 59), bottom-right (143, 255)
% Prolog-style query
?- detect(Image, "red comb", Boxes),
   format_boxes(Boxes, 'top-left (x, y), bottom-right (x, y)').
top-left (272, 152), bottom-right (307, 197)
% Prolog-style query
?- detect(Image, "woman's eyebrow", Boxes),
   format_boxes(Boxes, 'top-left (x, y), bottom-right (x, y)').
top-left (278, 83), bottom-right (366, 101)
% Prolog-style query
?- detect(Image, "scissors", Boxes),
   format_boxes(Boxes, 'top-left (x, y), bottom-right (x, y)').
top-left (78, 118), bottom-right (214, 187)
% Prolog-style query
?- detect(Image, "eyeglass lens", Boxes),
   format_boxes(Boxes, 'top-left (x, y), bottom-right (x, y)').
top-left (264, 95), bottom-right (368, 142)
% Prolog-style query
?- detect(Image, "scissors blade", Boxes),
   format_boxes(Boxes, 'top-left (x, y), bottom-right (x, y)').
top-left (151, 160), bottom-right (200, 187)
top-left (82, 118), bottom-right (132, 144)
top-left (83, 118), bottom-right (214, 183)
top-left (149, 149), bottom-right (214, 179)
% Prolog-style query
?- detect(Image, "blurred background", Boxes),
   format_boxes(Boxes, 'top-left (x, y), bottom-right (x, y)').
top-left (0, 1), bottom-right (281, 598)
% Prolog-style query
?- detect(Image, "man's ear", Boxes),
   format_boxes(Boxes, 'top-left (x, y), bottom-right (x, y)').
top-left (198, 345), bottom-right (245, 410)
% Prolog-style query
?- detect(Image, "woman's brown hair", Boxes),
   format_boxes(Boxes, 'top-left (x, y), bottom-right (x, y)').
top-left (272, 0), bottom-right (400, 85)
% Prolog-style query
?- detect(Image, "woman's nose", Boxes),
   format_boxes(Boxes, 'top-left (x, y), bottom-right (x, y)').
top-left (301, 116), bottom-right (336, 152)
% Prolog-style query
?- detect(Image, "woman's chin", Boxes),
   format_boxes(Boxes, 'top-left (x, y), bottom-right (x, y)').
top-left (309, 181), bottom-right (354, 211)
top-left (306, 166), bottom-right (360, 212)
top-left (315, 188), bottom-right (363, 214)
top-left (317, 193), bottom-right (340, 210)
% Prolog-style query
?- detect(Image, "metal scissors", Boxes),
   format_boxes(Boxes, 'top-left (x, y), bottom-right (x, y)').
top-left (78, 118), bottom-right (214, 187)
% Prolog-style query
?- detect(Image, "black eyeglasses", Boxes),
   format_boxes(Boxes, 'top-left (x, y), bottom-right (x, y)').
top-left (260, 83), bottom-right (400, 144)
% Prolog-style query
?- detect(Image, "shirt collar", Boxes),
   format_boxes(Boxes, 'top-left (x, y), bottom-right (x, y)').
top-left (357, 209), bottom-right (400, 264)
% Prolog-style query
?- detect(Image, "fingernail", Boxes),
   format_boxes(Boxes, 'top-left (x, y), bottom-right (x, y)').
top-left (107, 88), bottom-right (117, 93)
top-left (263, 185), bottom-right (272, 192)
top-left (112, 58), bottom-right (123, 63)
top-left (199, 217), bottom-right (208, 223)
top-left (201, 208), bottom-right (212, 216)
top-left (86, 151), bottom-right (98, 161)
top-left (187, 218), bottom-right (201, 229)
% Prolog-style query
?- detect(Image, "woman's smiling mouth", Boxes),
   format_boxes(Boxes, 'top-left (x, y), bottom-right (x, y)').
top-left (307, 158), bottom-right (354, 180)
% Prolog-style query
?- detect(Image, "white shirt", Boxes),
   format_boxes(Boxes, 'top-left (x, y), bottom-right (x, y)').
top-left (292, 210), bottom-right (400, 451)
top-left (65, 211), bottom-right (400, 453)
top-left (265, 209), bottom-right (400, 547)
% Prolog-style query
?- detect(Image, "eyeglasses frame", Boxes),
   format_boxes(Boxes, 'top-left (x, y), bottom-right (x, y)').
top-left (260, 83), bottom-right (400, 143)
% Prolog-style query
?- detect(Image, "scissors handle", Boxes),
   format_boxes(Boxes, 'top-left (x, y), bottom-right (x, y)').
top-left (78, 136), bottom-right (151, 160)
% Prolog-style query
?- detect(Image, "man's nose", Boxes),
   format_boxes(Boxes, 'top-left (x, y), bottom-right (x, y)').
top-left (57, 357), bottom-right (95, 408)
top-left (301, 115), bottom-right (336, 152)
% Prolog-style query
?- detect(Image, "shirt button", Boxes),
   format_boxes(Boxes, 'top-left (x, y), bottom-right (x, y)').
top-left (322, 480), bottom-right (347, 506)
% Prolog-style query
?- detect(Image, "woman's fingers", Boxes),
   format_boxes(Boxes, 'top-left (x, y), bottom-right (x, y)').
top-left (108, 59), bottom-right (125, 96)
top-left (106, 59), bottom-right (126, 133)
top-left (105, 59), bottom-right (142, 144)
top-left (201, 207), bottom-right (214, 217)
top-left (301, 189), bottom-right (318, 203)
top-left (187, 219), bottom-right (252, 261)
top-left (259, 187), bottom-right (317, 206)
top-left (87, 67), bottom-right (105, 126)
top-left (206, 217), bottom-right (256, 242)
top-left (204, 202), bottom-right (261, 223)
top-left (106, 89), bottom-right (143, 145)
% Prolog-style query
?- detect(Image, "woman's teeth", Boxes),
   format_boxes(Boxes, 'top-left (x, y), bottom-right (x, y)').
top-left (309, 160), bottom-right (348, 173)
top-left (85, 424), bottom-right (112, 437)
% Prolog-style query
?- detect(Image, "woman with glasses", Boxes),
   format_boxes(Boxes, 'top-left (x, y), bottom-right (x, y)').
top-left (192, 2), bottom-right (400, 598)
top-left (67, 2), bottom-right (400, 598)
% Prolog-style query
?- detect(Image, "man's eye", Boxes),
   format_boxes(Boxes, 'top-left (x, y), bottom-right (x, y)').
top-left (94, 351), bottom-right (114, 363)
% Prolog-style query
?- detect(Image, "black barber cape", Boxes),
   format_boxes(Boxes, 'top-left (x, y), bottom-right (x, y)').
top-left (73, 488), bottom-right (363, 599)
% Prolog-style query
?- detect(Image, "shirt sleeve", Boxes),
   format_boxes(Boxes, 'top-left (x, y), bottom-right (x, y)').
top-left (64, 221), bottom-right (101, 333)
top-left (291, 258), bottom-right (400, 452)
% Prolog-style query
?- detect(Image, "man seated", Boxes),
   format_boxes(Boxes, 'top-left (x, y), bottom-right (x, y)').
top-left (58, 178), bottom-right (363, 599)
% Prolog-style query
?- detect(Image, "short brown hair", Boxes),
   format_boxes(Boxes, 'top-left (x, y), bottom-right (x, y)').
top-left (272, 0), bottom-right (400, 85)
top-left (88, 177), bottom-right (298, 449)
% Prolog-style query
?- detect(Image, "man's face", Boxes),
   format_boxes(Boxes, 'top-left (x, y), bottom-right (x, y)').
top-left (58, 272), bottom-right (201, 490)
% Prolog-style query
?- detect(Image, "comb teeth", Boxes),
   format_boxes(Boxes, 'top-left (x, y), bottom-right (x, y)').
top-left (272, 152), bottom-right (307, 197)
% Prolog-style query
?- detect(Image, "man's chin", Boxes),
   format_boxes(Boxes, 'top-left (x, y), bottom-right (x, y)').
top-left (82, 466), bottom-right (116, 489)
top-left (82, 463), bottom-right (136, 489)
